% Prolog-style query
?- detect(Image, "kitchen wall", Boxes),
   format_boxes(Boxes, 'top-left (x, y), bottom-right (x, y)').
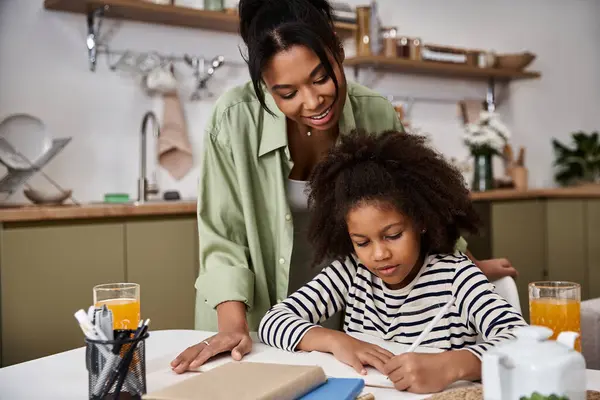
top-left (0, 0), bottom-right (598, 203)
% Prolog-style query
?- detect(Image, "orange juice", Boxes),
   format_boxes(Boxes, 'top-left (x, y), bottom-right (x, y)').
top-left (96, 298), bottom-right (141, 331)
top-left (530, 298), bottom-right (581, 352)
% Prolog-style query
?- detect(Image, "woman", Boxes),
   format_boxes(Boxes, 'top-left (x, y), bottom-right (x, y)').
top-left (171, 0), bottom-right (516, 374)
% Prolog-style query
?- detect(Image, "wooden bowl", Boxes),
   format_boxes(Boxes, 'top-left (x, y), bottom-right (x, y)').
top-left (23, 188), bottom-right (72, 205)
top-left (496, 52), bottom-right (536, 70)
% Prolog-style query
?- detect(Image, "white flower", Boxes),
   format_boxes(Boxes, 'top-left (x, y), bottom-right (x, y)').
top-left (462, 110), bottom-right (511, 153)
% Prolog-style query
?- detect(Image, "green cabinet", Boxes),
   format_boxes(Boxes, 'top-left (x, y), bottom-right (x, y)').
top-left (126, 217), bottom-right (198, 331)
top-left (462, 202), bottom-right (492, 261)
top-left (0, 221), bottom-right (126, 366)
top-left (490, 201), bottom-right (547, 321)
top-left (0, 215), bottom-right (199, 367)
top-left (546, 200), bottom-right (588, 298)
top-left (467, 198), bottom-right (600, 322)
top-left (587, 200), bottom-right (600, 299)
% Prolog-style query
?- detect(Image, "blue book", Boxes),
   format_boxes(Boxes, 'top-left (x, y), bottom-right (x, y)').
top-left (298, 377), bottom-right (365, 400)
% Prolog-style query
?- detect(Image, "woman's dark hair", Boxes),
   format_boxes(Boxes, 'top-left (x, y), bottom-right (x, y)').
top-left (308, 130), bottom-right (480, 264)
top-left (238, 0), bottom-right (342, 115)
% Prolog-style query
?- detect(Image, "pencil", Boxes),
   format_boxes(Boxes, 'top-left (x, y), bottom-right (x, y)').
top-left (407, 297), bottom-right (455, 352)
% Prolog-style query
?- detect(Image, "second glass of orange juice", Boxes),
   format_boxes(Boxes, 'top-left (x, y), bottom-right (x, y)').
top-left (93, 283), bottom-right (140, 331)
top-left (529, 281), bottom-right (581, 352)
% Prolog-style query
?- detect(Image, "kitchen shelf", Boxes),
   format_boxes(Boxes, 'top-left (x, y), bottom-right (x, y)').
top-left (43, 0), bottom-right (357, 38)
top-left (344, 55), bottom-right (541, 81)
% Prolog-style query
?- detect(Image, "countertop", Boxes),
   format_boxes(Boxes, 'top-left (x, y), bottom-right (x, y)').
top-left (1, 185), bottom-right (600, 223)
top-left (0, 200), bottom-right (197, 223)
top-left (469, 185), bottom-right (600, 201)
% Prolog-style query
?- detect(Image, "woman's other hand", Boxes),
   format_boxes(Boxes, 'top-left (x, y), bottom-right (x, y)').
top-left (476, 258), bottom-right (518, 280)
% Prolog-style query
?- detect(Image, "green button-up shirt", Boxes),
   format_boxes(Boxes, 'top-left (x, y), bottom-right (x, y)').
top-left (194, 80), bottom-right (467, 331)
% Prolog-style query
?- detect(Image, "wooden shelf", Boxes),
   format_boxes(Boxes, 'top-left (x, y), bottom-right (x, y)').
top-left (43, 0), bottom-right (356, 38)
top-left (344, 55), bottom-right (541, 81)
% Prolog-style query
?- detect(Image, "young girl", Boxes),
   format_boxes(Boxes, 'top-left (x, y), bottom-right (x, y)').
top-left (258, 131), bottom-right (527, 394)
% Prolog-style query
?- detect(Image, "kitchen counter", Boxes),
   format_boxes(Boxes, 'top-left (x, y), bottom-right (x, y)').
top-left (470, 185), bottom-right (600, 201)
top-left (0, 200), bottom-right (196, 223)
top-left (1, 185), bottom-right (599, 222)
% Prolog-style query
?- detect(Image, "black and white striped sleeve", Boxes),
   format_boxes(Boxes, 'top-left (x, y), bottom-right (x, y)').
top-left (452, 261), bottom-right (527, 359)
top-left (258, 256), bottom-right (357, 352)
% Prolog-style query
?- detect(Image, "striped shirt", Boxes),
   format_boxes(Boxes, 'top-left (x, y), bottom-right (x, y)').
top-left (258, 252), bottom-right (527, 359)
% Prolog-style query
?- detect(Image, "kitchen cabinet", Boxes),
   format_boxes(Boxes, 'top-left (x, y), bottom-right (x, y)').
top-left (587, 200), bottom-right (600, 299)
top-left (490, 201), bottom-right (546, 322)
top-left (0, 225), bottom-right (3, 366)
top-left (0, 221), bottom-right (125, 366)
top-left (463, 202), bottom-right (492, 261)
top-left (0, 215), bottom-right (199, 367)
top-left (125, 216), bottom-right (198, 331)
top-left (546, 200), bottom-right (588, 298)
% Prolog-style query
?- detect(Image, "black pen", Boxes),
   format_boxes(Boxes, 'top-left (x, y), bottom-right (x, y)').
top-left (100, 319), bottom-right (150, 398)
top-left (113, 319), bottom-right (151, 397)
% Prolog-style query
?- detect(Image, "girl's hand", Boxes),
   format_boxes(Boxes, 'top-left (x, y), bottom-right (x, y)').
top-left (384, 351), bottom-right (480, 394)
top-left (170, 331), bottom-right (253, 374)
top-left (328, 332), bottom-right (394, 375)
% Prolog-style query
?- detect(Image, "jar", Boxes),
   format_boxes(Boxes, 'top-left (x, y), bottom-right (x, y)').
top-left (204, 0), bottom-right (224, 11)
top-left (409, 37), bottom-right (422, 61)
top-left (466, 50), bottom-right (478, 67)
top-left (381, 27), bottom-right (398, 57)
top-left (396, 36), bottom-right (409, 58)
top-left (356, 6), bottom-right (371, 56)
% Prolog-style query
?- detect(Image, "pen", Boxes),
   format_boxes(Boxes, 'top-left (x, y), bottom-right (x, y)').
top-left (87, 305), bottom-right (96, 323)
top-left (101, 319), bottom-right (150, 398)
top-left (407, 297), bottom-right (455, 352)
top-left (75, 309), bottom-right (139, 395)
top-left (386, 297), bottom-right (455, 381)
top-left (75, 309), bottom-right (108, 341)
top-left (95, 320), bottom-right (145, 396)
top-left (98, 305), bottom-right (114, 340)
top-left (113, 319), bottom-right (151, 396)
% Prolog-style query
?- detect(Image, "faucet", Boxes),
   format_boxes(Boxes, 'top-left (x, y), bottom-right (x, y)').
top-left (138, 111), bottom-right (160, 203)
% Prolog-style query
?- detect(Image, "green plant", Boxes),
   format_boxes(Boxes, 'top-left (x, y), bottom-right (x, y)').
top-left (520, 392), bottom-right (569, 400)
top-left (552, 131), bottom-right (600, 186)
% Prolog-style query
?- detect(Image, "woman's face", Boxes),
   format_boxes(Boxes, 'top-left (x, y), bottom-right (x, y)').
top-left (262, 45), bottom-right (347, 133)
top-left (346, 201), bottom-right (423, 290)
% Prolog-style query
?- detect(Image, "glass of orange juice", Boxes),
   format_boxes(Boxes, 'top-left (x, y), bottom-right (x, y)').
top-left (93, 283), bottom-right (141, 331)
top-left (529, 281), bottom-right (581, 352)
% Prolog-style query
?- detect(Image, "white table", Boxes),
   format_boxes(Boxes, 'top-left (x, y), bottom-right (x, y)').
top-left (1, 330), bottom-right (600, 400)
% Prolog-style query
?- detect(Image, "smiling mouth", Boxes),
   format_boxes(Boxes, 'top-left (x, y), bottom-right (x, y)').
top-left (305, 105), bottom-right (333, 120)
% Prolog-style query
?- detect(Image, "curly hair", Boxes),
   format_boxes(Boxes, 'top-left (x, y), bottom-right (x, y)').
top-left (307, 130), bottom-right (480, 265)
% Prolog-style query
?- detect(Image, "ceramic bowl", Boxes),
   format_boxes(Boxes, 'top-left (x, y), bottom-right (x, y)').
top-left (23, 188), bottom-right (72, 205)
top-left (496, 52), bottom-right (536, 70)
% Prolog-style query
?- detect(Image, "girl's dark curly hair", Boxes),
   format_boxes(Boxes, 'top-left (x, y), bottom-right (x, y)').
top-left (307, 130), bottom-right (480, 265)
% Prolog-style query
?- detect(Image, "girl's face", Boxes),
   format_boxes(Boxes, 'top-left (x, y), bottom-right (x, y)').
top-left (346, 202), bottom-right (423, 290)
top-left (262, 45), bottom-right (346, 133)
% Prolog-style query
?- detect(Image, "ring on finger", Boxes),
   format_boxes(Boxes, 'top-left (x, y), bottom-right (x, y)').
top-left (202, 340), bottom-right (210, 346)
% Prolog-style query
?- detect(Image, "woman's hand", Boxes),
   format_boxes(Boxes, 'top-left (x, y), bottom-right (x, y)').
top-left (476, 258), bottom-right (517, 280)
top-left (170, 331), bottom-right (253, 374)
top-left (383, 350), bottom-right (480, 394)
top-left (465, 250), bottom-right (517, 280)
top-left (328, 332), bottom-right (394, 375)
top-left (171, 301), bottom-right (251, 374)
